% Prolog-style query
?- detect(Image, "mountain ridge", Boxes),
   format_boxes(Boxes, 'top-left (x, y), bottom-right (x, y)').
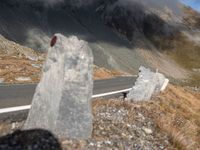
top-left (0, 0), bottom-right (199, 85)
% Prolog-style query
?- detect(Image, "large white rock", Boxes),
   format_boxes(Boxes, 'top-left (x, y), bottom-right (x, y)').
top-left (127, 66), bottom-right (169, 101)
top-left (24, 34), bottom-right (93, 139)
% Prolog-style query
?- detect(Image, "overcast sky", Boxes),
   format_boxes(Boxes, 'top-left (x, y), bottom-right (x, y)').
top-left (180, 0), bottom-right (200, 11)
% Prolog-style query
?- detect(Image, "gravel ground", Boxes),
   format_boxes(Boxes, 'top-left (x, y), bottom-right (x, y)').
top-left (61, 99), bottom-right (174, 150)
top-left (0, 99), bottom-right (175, 150)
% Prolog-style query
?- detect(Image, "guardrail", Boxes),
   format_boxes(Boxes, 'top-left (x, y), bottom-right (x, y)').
top-left (0, 88), bottom-right (132, 114)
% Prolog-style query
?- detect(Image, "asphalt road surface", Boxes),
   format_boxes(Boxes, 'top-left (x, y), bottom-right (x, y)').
top-left (0, 76), bottom-right (136, 109)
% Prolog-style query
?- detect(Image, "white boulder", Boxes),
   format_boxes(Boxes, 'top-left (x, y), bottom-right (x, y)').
top-left (24, 34), bottom-right (93, 139)
top-left (127, 66), bottom-right (169, 101)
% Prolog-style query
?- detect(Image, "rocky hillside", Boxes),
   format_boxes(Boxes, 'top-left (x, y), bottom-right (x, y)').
top-left (96, 1), bottom-right (200, 85)
top-left (0, 35), bottom-right (42, 61)
top-left (0, 35), bottom-right (124, 83)
top-left (0, 0), bottom-right (199, 85)
top-left (0, 35), bottom-right (44, 83)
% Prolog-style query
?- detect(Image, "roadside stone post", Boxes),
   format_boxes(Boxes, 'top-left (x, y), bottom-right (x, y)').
top-left (127, 66), bottom-right (169, 101)
top-left (24, 34), bottom-right (93, 139)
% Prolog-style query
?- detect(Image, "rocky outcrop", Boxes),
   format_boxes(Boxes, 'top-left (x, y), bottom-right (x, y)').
top-left (24, 34), bottom-right (94, 139)
top-left (0, 35), bottom-right (42, 61)
top-left (127, 66), bottom-right (169, 101)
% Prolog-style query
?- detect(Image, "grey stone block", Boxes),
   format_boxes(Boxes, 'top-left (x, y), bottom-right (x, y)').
top-left (24, 34), bottom-right (93, 139)
top-left (127, 66), bottom-right (169, 101)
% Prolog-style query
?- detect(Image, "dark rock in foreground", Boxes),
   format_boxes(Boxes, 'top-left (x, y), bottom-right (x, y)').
top-left (0, 129), bottom-right (61, 150)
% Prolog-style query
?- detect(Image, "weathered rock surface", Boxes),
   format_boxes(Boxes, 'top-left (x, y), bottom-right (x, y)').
top-left (0, 129), bottom-right (61, 150)
top-left (127, 66), bottom-right (169, 101)
top-left (24, 34), bottom-right (93, 139)
top-left (0, 35), bottom-right (41, 61)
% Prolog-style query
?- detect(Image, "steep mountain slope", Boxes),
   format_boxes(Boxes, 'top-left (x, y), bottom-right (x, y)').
top-left (0, 0), bottom-right (199, 85)
top-left (0, 35), bottom-right (125, 83)
top-left (0, 35), bottom-right (44, 83)
top-left (0, 0), bottom-right (144, 74)
top-left (96, 1), bottom-right (200, 84)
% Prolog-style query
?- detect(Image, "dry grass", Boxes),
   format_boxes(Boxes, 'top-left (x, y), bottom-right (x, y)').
top-left (142, 84), bottom-right (200, 149)
top-left (156, 116), bottom-right (197, 149)
top-left (0, 55), bottom-right (126, 84)
top-left (0, 35), bottom-right (44, 84)
top-left (93, 85), bottom-right (200, 150)
top-left (0, 55), bottom-right (43, 83)
top-left (93, 65), bottom-right (126, 80)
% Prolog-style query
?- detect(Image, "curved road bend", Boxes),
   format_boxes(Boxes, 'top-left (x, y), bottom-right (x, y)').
top-left (0, 76), bottom-right (136, 109)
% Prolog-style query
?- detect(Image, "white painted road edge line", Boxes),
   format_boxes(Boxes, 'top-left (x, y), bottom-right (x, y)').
top-left (0, 88), bottom-right (132, 114)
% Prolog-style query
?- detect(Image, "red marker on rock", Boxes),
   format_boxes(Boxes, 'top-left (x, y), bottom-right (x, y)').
top-left (50, 36), bottom-right (57, 47)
